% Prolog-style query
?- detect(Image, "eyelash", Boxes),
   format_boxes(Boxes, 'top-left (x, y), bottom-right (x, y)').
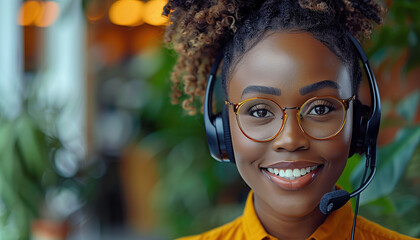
top-left (247, 104), bottom-right (270, 114)
top-left (305, 100), bottom-right (336, 115)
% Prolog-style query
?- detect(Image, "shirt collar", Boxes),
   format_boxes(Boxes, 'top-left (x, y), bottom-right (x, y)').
top-left (309, 199), bottom-right (354, 240)
top-left (242, 190), bottom-right (273, 240)
top-left (242, 188), bottom-right (354, 240)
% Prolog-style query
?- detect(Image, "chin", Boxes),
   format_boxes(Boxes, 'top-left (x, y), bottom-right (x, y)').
top-left (248, 173), bottom-right (325, 217)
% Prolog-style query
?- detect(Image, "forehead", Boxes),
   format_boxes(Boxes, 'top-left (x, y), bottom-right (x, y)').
top-left (228, 31), bottom-right (351, 100)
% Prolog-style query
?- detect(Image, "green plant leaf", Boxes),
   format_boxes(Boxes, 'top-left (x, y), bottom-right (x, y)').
top-left (337, 154), bottom-right (362, 207)
top-left (0, 125), bottom-right (18, 185)
top-left (338, 154), bottom-right (361, 193)
top-left (15, 114), bottom-right (48, 180)
top-left (352, 126), bottom-right (420, 205)
top-left (362, 197), bottom-right (396, 215)
top-left (393, 194), bottom-right (420, 216)
top-left (409, 223), bottom-right (420, 238)
top-left (396, 90), bottom-right (420, 122)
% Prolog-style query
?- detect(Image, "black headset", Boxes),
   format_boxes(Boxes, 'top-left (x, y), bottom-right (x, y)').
top-left (203, 32), bottom-right (381, 217)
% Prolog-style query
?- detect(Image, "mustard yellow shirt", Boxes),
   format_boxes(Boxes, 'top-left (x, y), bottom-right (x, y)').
top-left (177, 191), bottom-right (418, 240)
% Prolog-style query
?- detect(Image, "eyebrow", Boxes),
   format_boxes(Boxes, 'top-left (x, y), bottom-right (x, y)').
top-left (299, 80), bottom-right (339, 95)
top-left (241, 85), bottom-right (281, 97)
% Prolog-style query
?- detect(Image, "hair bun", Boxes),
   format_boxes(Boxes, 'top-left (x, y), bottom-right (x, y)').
top-left (299, 0), bottom-right (384, 39)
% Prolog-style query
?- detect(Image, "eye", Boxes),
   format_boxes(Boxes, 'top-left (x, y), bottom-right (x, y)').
top-left (248, 104), bottom-right (274, 118)
top-left (310, 105), bottom-right (331, 115)
top-left (307, 100), bottom-right (335, 116)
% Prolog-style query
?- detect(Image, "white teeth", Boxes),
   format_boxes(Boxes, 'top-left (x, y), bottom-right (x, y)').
top-left (279, 169), bottom-right (285, 177)
top-left (266, 165), bottom-right (319, 180)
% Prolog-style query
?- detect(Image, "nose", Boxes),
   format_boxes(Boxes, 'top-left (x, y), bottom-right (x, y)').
top-left (272, 112), bottom-right (310, 152)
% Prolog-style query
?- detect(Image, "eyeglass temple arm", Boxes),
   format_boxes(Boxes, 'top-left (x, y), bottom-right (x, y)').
top-left (342, 96), bottom-right (356, 109)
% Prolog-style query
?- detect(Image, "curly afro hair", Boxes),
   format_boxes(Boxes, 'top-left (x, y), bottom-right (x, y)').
top-left (163, 0), bottom-right (384, 115)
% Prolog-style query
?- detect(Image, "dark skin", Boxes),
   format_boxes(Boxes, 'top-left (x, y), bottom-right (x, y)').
top-left (227, 32), bottom-right (354, 239)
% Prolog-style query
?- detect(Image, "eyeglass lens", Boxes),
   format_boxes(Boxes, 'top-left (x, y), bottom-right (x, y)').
top-left (236, 97), bottom-right (346, 141)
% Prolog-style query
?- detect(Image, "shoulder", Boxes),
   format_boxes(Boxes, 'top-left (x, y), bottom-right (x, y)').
top-left (175, 216), bottom-right (244, 240)
top-left (356, 216), bottom-right (419, 240)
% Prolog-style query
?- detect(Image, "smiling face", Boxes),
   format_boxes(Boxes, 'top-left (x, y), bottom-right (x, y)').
top-left (227, 32), bottom-right (354, 219)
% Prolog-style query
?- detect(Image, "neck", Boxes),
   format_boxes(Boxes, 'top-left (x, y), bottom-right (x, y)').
top-left (254, 195), bottom-right (326, 240)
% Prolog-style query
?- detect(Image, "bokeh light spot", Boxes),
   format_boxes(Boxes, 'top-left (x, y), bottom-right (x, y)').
top-left (17, 1), bottom-right (60, 27)
top-left (18, 1), bottom-right (41, 26)
top-left (109, 0), bottom-right (144, 27)
top-left (54, 148), bottom-right (79, 178)
top-left (85, 0), bottom-right (107, 22)
top-left (35, 1), bottom-right (60, 27)
top-left (143, 0), bottom-right (168, 26)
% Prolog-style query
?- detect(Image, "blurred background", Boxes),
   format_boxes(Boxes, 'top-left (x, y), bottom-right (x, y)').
top-left (0, 0), bottom-right (419, 239)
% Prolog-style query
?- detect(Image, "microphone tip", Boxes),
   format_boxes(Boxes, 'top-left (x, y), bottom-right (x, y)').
top-left (319, 190), bottom-right (350, 215)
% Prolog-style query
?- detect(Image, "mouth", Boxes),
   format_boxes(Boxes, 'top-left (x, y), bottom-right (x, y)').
top-left (260, 163), bottom-right (324, 190)
top-left (265, 165), bottom-right (321, 180)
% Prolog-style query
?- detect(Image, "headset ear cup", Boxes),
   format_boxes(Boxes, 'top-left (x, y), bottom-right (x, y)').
top-left (349, 100), bottom-right (361, 157)
top-left (222, 106), bottom-right (235, 163)
top-left (349, 99), bottom-right (370, 157)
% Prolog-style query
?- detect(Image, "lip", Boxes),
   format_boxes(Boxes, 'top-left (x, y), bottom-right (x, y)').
top-left (261, 163), bottom-right (323, 191)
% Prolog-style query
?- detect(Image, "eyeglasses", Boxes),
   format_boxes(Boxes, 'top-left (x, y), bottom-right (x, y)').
top-left (226, 95), bottom-right (355, 142)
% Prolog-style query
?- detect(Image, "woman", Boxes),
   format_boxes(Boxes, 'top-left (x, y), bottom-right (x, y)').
top-left (163, 0), bottom-right (418, 239)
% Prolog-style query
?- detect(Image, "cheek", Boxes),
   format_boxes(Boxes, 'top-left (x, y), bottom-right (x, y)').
top-left (228, 110), bottom-right (267, 165)
top-left (337, 105), bottom-right (353, 156)
top-left (328, 114), bottom-right (352, 158)
top-left (319, 108), bottom-right (353, 176)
